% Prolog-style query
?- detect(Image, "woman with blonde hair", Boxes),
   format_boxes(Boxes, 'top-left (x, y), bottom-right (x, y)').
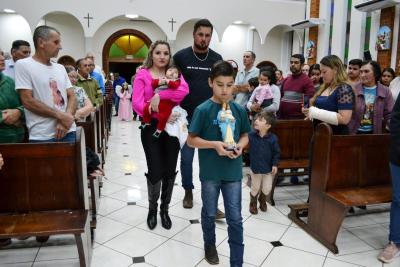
top-left (132, 40), bottom-right (189, 230)
top-left (302, 55), bottom-right (355, 204)
top-left (303, 55), bottom-right (354, 134)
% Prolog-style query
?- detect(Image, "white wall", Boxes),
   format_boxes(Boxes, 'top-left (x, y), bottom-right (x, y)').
top-left (38, 13), bottom-right (85, 61)
top-left (0, 14), bottom-right (32, 53)
top-left (0, 11), bottom-right (298, 74)
top-left (253, 27), bottom-right (294, 73)
top-left (92, 18), bottom-right (167, 68)
top-left (175, 21), bottom-right (293, 72)
top-left (174, 20), bottom-right (249, 68)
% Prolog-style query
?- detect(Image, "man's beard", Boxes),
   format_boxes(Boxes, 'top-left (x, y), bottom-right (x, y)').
top-left (290, 66), bottom-right (300, 74)
top-left (194, 42), bottom-right (208, 52)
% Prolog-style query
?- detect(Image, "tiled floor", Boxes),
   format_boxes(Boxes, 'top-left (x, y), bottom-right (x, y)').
top-left (1, 118), bottom-right (398, 267)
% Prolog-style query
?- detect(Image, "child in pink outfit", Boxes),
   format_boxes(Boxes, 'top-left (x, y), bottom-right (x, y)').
top-left (117, 82), bottom-right (132, 121)
top-left (132, 66), bottom-right (189, 133)
top-left (140, 66), bottom-right (181, 137)
top-left (247, 70), bottom-right (274, 118)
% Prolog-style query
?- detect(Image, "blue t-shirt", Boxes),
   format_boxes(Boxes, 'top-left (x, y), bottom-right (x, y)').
top-left (189, 99), bottom-right (251, 181)
top-left (90, 71), bottom-right (105, 95)
top-left (358, 86), bottom-right (377, 133)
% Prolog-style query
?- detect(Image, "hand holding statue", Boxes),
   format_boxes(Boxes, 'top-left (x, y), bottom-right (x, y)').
top-left (217, 102), bottom-right (236, 151)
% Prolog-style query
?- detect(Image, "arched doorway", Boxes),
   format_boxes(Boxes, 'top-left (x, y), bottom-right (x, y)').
top-left (102, 29), bottom-right (152, 83)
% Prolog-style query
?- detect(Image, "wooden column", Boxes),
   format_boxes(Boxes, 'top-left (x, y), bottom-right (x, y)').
top-left (308, 0), bottom-right (320, 65)
top-left (377, 7), bottom-right (395, 69)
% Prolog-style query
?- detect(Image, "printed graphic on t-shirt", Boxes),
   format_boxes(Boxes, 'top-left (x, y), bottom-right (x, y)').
top-left (49, 78), bottom-right (65, 110)
top-left (360, 101), bottom-right (374, 127)
top-left (359, 88), bottom-right (376, 132)
top-left (186, 66), bottom-right (211, 71)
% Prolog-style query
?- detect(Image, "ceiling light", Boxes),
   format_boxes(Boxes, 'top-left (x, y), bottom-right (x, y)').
top-left (125, 14), bottom-right (139, 19)
top-left (3, 9), bottom-right (16, 13)
top-left (249, 26), bottom-right (256, 30)
top-left (233, 20), bottom-right (243, 25)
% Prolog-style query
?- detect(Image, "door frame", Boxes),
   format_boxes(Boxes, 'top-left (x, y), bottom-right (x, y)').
top-left (102, 29), bottom-right (152, 75)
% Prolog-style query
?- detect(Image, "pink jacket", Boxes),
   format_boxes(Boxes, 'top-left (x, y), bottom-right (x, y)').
top-left (132, 68), bottom-right (189, 116)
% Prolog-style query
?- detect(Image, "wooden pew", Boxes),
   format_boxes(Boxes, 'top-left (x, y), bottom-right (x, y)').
top-left (0, 127), bottom-right (91, 266)
top-left (267, 119), bottom-right (313, 205)
top-left (76, 113), bottom-right (100, 230)
top-left (288, 123), bottom-right (391, 254)
top-left (95, 107), bottom-right (106, 168)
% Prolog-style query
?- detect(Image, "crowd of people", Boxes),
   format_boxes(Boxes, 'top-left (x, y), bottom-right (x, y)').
top-left (0, 18), bottom-right (400, 266)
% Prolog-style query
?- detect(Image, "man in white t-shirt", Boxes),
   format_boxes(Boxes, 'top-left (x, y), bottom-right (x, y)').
top-left (234, 51), bottom-right (259, 108)
top-left (15, 25), bottom-right (76, 142)
top-left (3, 40), bottom-right (31, 80)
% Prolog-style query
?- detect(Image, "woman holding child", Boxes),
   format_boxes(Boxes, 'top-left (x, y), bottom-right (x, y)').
top-left (132, 40), bottom-right (189, 230)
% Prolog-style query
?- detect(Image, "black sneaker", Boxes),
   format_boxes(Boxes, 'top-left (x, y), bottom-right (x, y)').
top-left (204, 245), bottom-right (219, 265)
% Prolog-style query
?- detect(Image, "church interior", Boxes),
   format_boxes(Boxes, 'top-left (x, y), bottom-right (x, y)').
top-left (0, 0), bottom-right (400, 266)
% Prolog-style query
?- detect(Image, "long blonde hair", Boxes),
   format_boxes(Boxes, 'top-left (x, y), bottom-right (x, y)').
top-left (309, 55), bottom-right (349, 106)
top-left (142, 40), bottom-right (171, 69)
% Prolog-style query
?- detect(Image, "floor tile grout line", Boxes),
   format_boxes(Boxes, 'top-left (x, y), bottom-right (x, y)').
top-left (327, 247), bottom-right (382, 257)
top-left (344, 227), bottom-right (380, 252)
top-left (31, 243), bottom-right (42, 264)
top-left (258, 246), bottom-right (275, 267)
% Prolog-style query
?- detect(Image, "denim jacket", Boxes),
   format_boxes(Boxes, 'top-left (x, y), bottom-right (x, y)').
top-left (348, 82), bottom-right (394, 134)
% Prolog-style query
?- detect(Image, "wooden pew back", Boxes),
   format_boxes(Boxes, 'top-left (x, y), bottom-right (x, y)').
top-left (272, 119), bottom-right (313, 161)
top-left (311, 123), bottom-right (391, 193)
top-left (76, 112), bottom-right (97, 152)
top-left (0, 127), bottom-right (87, 213)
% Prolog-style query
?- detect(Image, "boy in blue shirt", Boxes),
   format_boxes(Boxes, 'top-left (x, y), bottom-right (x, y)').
top-left (187, 61), bottom-right (251, 266)
top-left (248, 112), bottom-right (280, 214)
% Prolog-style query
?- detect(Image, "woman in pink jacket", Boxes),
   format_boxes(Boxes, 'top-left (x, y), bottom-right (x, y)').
top-left (132, 40), bottom-right (189, 230)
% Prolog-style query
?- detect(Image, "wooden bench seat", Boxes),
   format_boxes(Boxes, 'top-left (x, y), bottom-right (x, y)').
top-left (0, 210), bottom-right (88, 238)
top-left (327, 186), bottom-right (392, 207)
top-left (288, 123), bottom-right (391, 254)
top-left (0, 127), bottom-right (91, 266)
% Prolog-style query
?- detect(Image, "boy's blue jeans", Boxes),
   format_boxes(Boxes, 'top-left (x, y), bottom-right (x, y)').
top-left (390, 163), bottom-right (400, 245)
top-left (201, 180), bottom-right (243, 267)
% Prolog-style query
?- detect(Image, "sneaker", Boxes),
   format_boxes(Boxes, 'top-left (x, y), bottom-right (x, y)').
top-left (204, 245), bottom-right (219, 265)
top-left (378, 242), bottom-right (400, 263)
top-left (215, 208), bottom-right (225, 220)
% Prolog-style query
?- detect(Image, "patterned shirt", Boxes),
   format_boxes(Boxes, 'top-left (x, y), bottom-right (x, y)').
top-left (74, 86), bottom-right (89, 110)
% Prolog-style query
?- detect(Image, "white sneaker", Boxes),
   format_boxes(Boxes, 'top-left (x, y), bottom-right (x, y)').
top-left (378, 242), bottom-right (400, 263)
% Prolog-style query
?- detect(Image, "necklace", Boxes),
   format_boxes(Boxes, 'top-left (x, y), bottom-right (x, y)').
top-left (192, 47), bottom-right (209, 62)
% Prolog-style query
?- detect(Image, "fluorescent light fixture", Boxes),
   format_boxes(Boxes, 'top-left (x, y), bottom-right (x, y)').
top-left (3, 9), bottom-right (16, 13)
top-left (233, 20), bottom-right (243, 25)
top-left (125, 14), bottom-right (139, 19)
top-left (355, 0), bottom-right (400, 12)
top-left (291, 18), bottom-right (325, 29)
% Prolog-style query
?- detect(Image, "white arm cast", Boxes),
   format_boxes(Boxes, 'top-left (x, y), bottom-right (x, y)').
top-left (309, 106), bottom-right (339, 125)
